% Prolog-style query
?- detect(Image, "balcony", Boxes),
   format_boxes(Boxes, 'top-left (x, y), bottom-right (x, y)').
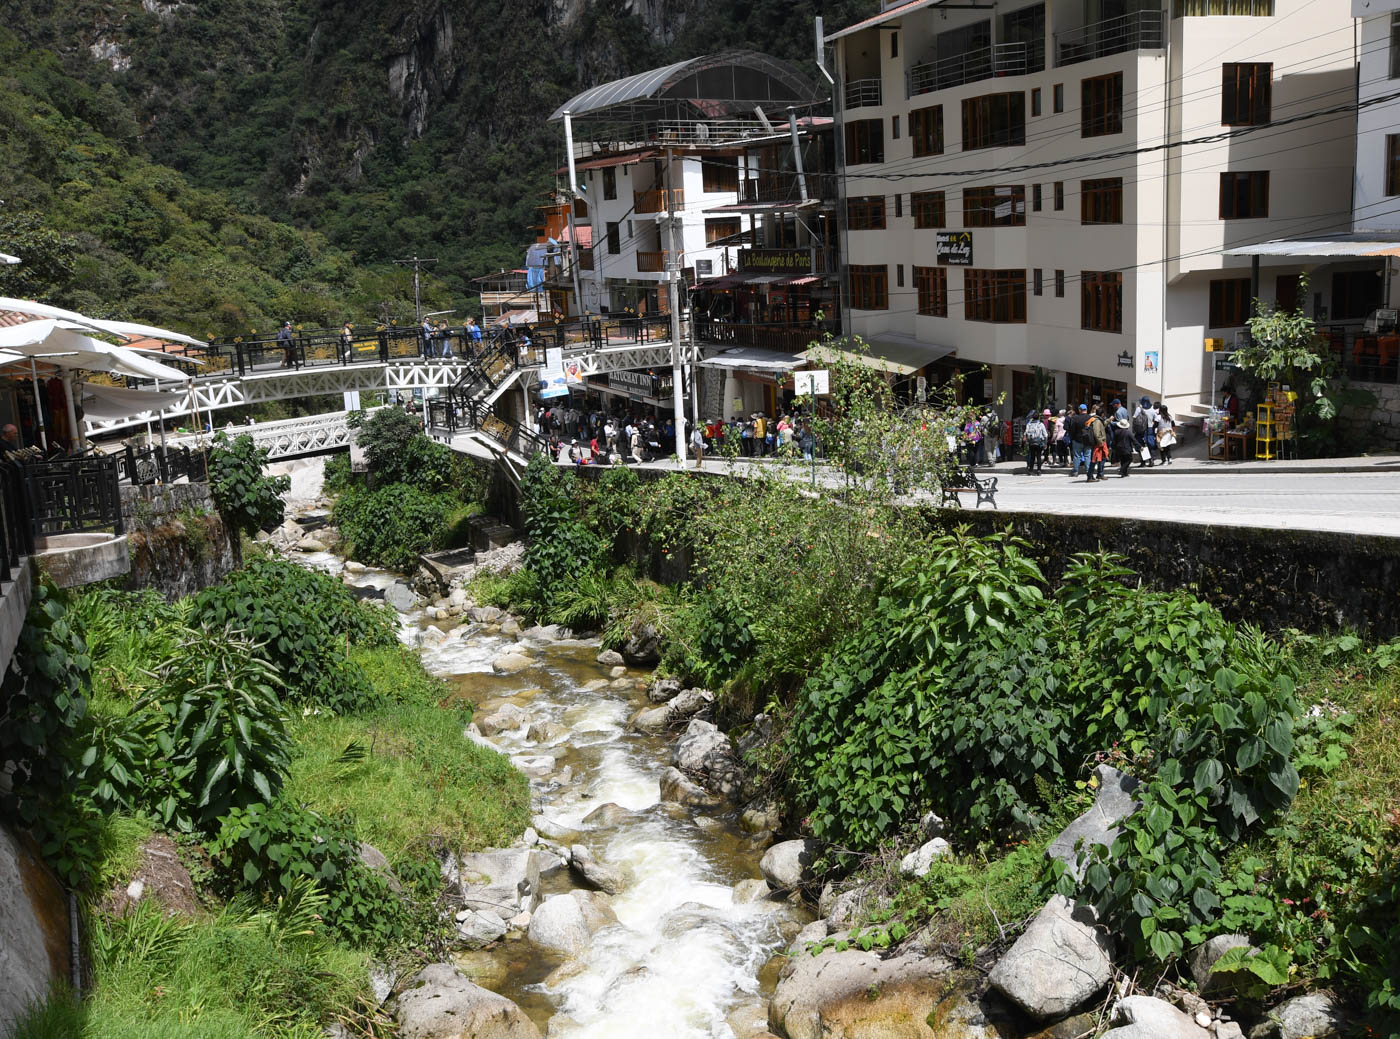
top-left (636, 250), bottom-right (671, 273)
top-left (634, 188), bottom-right (685, 214)
top-left (1054, 10), bottom-right (1164, 67)
top-left (844, 78), bottom-right (882, 109)
top-left (910, 40), bottom-right (1045, 95)
top-left (738, 173), bottom-right (838, 205)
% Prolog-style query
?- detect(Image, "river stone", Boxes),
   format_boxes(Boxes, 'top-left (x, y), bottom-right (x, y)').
top-left (469, 606), bottom-right (505, 624)
top-left (526, 720), bottom-right (567, 744)
top-left (295, 537), bottom-right (327, 552)
top-left (618, 620), bottom-right (662, 664)
top-left (464, 723), bottom-right (495, 749)
top-left (527, 894), bottom-right (592, 956)
top-left (988, 895), bottom-right (1114, 1019)
top-left (531, 815), bottom-right (578, 842)
top-left (1190, 934), bottom-right (1256, 996)
top-left (581, 803), bottom-right (632, 828)
top-left (1248, 993), bottom-right (1346, 1039)
top-left (768, 947), bottom-right (956, 1039)
top-left (669, 687), bottom-right (714, 721)
top-left (741, 799), bottom-right (782, 834)
top-left (394, 962), bottom-right (541, 1039)
top-left (825, 885), bottom-right (876, 929)
top-left (727, 999), bottom-right (780, 1039)
top-left (569, 844), bottom-right (624, 895)
top-left (789, 919), bottom-right (831, 955)
top-left (477, 704), bottom-right (529, 736)
top-left (659, 766), bottom-right (724, 808)
top-left (500, 617), bottom-right (521, 637)
top-left (760, 838), bottom-right (821, 891)
top-left (919, 811), bottom-right (946, 838)
top-left (521, 624), bottom-right (567, 641)
top-left (632, 704), bottom-right (675, 732)
top-left (900, 838), bottom-right (952, 878)
top-left (343, 560), bottom-right (367, 572)
top-left (648, 677), bottom-right (683, 703)
top-left (568, 888), bottom-right (618, 933)
top-left (609, 677), bottom-right (634, 690)
top-left (673, 719), bottom-right (744, 798)
top-left (1102, 996), bottom-right (1213, 1039)
top-left (535, 850), bottom-right (566, 877)
top-left (492, 652), bottom-right (534, 674)
top-left (455, 909), bottom-right (507, 948)
top-left (384, 582), bottom-right (418, 612)
top-left (1047, 765), bottom-right (1141, 882)
top-left (732, 878), bottom-right (772, 904)
top-left (608, 664), bottom-right (627, 679)
top-left (458, 848), bottom-right (541, 916)
top-left (596, 649), bottom-right (625, 667)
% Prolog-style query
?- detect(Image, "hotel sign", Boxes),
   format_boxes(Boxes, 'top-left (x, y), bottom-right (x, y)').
top-left (739, 248), bottom-right (811, 275)
top-left (936, 231), bottom-right (973, 266)
top-left (607, 369), bottom-right (673, 396)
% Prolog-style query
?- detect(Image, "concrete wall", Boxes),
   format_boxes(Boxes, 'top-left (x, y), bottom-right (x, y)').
top-left (0, 823), bottom-right (71, 1035)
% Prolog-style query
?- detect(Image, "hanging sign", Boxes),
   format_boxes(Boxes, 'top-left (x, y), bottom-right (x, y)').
top-left (540, 347), bottom-right (568, 398)
top-left (793, 370), bottom-right (830, 396)
top-left (936, 231), bottom-right (973, 266)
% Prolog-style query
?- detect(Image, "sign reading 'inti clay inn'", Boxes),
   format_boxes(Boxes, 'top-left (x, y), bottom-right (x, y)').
top-left (738, 248), bottom-right (812, 274)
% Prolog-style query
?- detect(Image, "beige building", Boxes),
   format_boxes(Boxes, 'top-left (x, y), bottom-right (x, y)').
top-left (829, 0), bottom-right (1357, 419)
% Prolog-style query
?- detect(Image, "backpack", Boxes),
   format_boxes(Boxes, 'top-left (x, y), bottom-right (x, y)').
top-left (1026, 421), bottom-right (1047, 446)
top-left (1132, 410), bottom-right (1150, 438)
top-left (1071, 415), bottom-right (1093, 447)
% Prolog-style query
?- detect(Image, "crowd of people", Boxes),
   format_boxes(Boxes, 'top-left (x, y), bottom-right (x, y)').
top-left (540, 404), bottom-right (822, 468)
top-left (979, 396), bottom-right (1178, 482)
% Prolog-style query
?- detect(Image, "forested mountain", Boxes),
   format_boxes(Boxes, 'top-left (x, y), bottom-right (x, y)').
top-left (1, 0), bottom-right (864, 334)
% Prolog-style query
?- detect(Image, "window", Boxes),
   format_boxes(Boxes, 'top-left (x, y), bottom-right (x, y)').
top-left (1332, 270), bottom-right (1383, 320)
top-left (1053, 83), bottom-right (1064, 113)
top-left (962, 92), bottom-right (1026, 150)
top-left (1209, 278), bottom-right (1251, 327)
top-left (1033, 184), bottom-right (1042, 212)
top-left (1387, 134), bottom-right (1400, 196)
top-left (1055, 269), bottom-right (1065, 297)
top-left (704, 218), bottom-right (741, 245)
top-left (964, 185), bottom-right (1027, 227)
top-left (1082, 73), bottom-right (1123, 137)
top-left (1275, 274), bottom-right (1300, 313)
top-left (1219, 171), bottom-right (1269, 218)
top-left (701, 157), bottom-right (739, 193)
top-left (606, 221), bottom-right (620, 255)
top-left (891, 31), bottom-right (899, 58)
top-left (1081, 271), bottom-right (1123, 333)
top-left (1173, 0), bottom-right (1273, 14)
top-left (912, 190), bottom-right (947, 228)
top-left (892, 115), bottom-right (901, 140)
top-left (911, 106), bottom-right (944, 157)
top-left (1222, 63), bottom-right (1271, 125)
top-left (1080, 178), bottom-right (1124, 224)
top-left (894, 193), bottom-right (903, 218)
top-left (1033, 268), bottom-right (1043, 295)
top-left (1391, 13), bottom-right (1400, 79)
top-left (845, 119), bottom-right (885, 165)
top-left (915, 266), bottom-right (948, 316)
top-left (850, 265), bottom-right (889, 310)
top-left (572, 198), bottom-right (588, 219)
top-left (846, 195), bottom-right (887, 230)
top-left (1053, 181), bottom-right (1064, 211)
top-left (896, 264), bottom-right (905, 288)
top-left (965, 268), bottom-right (1027, 323)
top-left (1031, 88), bottom-right (1042, 117)
top-left (603, 167), bottom-right (617, 200)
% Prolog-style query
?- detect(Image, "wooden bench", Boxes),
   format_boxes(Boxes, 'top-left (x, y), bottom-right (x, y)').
top-left (938, 466), bottom-right (998, 509)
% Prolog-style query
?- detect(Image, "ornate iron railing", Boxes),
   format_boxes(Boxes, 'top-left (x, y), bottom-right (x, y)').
top-left (22, 456), bottom-right (124, 537)
top-left (0, 462), bottom-right (34, 583)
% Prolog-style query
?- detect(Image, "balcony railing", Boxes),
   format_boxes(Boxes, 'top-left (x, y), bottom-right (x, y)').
top-left (1054, 10), bottom-right (1164, 67)
top-left (636, 250), bottom-right (670, 273)
top-left (0, 463), bottom-right (33, 584)
top-left (634, 188), bottom-right (684, 214)
top-left (739, 173), bottom-right (838, 205)
top-left (21, 456), bottom-right (124, 538)
top-left (845, 78), bottom-right (882, 109)
top-left (694, 318), bottom-right (842, 354)
top-left (910, 40), bottom-right (1044, 94)
top-left (117, 444), bottom-right (209, 487)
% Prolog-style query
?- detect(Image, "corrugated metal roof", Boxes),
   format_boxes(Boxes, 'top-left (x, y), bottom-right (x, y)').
top-left (1224, 233), bottom-right (1400, 258)
top-left (825, 0), bottom-right (939, 42)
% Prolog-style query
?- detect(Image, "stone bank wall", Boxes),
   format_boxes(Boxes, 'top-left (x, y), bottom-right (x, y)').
top-left (1339, 379), bottom-right (1400, 449)
top-left (121, 483), bottom-right (237, 599)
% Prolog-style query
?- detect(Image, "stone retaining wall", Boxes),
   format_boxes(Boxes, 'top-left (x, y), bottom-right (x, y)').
top-left (1338, 379), bottom-right (1400, 449)
top-left (120, 482), bottom-right (237, 598)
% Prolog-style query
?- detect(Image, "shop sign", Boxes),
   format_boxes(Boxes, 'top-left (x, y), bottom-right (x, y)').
top-left (935, 231), bottom-right (973, 266)
top-left (793, 369), bottom-right (830, 396)
top-left (608, 369), bottom-right (673, 396)
top-left (739, 248), bottom-right (811, 274)
top-left (1214, 353), bottom-right (1238, 372)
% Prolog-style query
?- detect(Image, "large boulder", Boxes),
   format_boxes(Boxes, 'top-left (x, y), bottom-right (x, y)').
top-left (457, 848), bottom-right (541, 917)
top-left (383, 581), bottom-right (418, 613)
top-left (567, 888), bottom-right (618, 934)
top-left (988, 895), bottom-right (1114, 1019)
top-left (632, 688), bottom-right (716, 732)
top-left (659, 766), bottom-right (725, 808)
top-left (769, 948), bottom-right (978, 1039)
top-left (899, 838), bottom-right (952, 878)
top-left (1189, 935), bottom-right (1256, 996)
top-left (394, 963), bottom-right (541, 1039)
top-left (618, 620), bottom-right (662, 664)
top-left (527, 891), bottom-right (615, 956)
top-left (596, 648), bottom-right (625, 667)
top-left (477, 704), bottom-right (529, 736)
top-left (1248, 993), bottom-right (1346, 1039)
top-left (492, 652), bottom-right (535, 674)
top-left (1101, 996), bottom-right (1213, 1039)
top-left (455, 909), bottom-right (507, 948)
top-left (759, 838), bottom-right (821, 891)
top-left (649, 677), bottom-right (683, 703)
top-left (568, 844), bottom-right (625, 895)
top-left (673, 719), bottom-right (744, 798)
top-left (1047, 765), bottom-right (1140, 882)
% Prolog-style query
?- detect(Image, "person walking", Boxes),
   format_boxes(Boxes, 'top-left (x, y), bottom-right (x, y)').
top-left (1066, 404), bottom-right (1091, 478)
top-left (1112, 417), bottom-right (1137, 478)
top-left (1088, 406), bottom-right (1109, 482)
top-left (277, 321), bottom-right (295, 368)
top-left (1156, 403), bottom-right (1177, 464)
top-left (1022, 411), bottom-right (1048, 475)
top-left (1131, 396), bottom-right (1156, 467)
top-left (690, 421), bottom-right (705, 469)
top-left (339, 321), bottom-right (354, 363)
top-left (1051, 409), bottom-right (1068, 467)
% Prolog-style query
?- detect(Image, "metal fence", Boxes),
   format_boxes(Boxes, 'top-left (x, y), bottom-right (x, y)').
top-left (0, 463), bottom-right (34, 582)
top-left (118, 444), bottom-right (210, 486)
top-left (21, 456), bottom-right (124, 538)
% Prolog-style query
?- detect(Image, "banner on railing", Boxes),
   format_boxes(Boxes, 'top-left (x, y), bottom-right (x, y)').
top-left (540, 348), bottom-right (569, 399)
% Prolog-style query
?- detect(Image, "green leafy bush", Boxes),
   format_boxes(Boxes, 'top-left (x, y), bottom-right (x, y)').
top-left (321, 451), bottom-right (354, 496)
top-left (518, 456), bottom-right (608, 622)
top-left (208, 433), bottom-right (290, 546)
top-left (190, 557), bottom-right (395, 711)
top-left (357, 407), bottom-right (460, 492)
top-left (333, 482), bottom-right (453, 572)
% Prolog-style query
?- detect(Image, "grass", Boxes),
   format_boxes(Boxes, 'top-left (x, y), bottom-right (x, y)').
top-left (88, 814), bottom-right (153, 899)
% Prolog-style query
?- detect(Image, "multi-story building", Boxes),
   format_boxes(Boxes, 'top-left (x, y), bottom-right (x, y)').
top-left (828, 0), bottom-right (1357, 418)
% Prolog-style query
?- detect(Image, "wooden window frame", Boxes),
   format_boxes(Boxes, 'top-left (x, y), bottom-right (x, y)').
top-left (914, 265), bottom-right (948, 316)
top-left (1055, 269), bottom-right (1065, 297)
top-left (1053, 83), bottom-right (1064, 113)
top-left (1209, 278), bottom-right (1252, 327)
top-left (964, 268), bottom-right (1027, 323)
top-left (845, 118), bottom-right (885, 165)
top-left (1219, 171), bottom-right (1270, 218)
top-left (1080, 177), bottom-right (1124, 225)
top-left (961, 92), bottom-right (1027, 151)
top-left (892, 114), bottom-right (901, 140)
top-left (603, 167), bottom-right (617, 201)
top-left (1032, 183), bottom-right (1042, 212)
top-left (894, 193), bottom-right (903, 219)
top-left (704, 217), bottom-right (741, 245)
top-left (1053, 181), bottom-right (1064, 211)
top-left (1033, 268), bottom-right (1043, 296)
top-left (911, 105), bottom-right (944, 158)
top-left (964, 185), bottom-right (1027, 227)
top-left (1031, 87), bottom-right (1042, 117)
top-left (850, 265), bottom-right (889, 310)
top-left (1081, 73), bottom-right (1123, 138)
top-left (911, 190), bottom-right (947, 229)
top-left (896, 263), bottom-right (905, 288)
top-left (1387, 134), bottom-right (1400, 196)
top-left (701, 157), bottom-right (739, 194)
top-left (1222, 63), bottom-right (1272, 126)
top-left (1081, 271), bottom-right (1123, 333)
top-left (606, 221), bottom-right (620, 255)
top-left (846, 195), bottom-right (887, 230)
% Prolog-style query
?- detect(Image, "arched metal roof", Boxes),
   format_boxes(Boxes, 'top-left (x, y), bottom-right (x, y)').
top-left (549, 51), bottom-right (821, 123)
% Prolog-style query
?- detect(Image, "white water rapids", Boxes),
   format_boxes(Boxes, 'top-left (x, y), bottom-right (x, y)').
top-left (298, 549), bottom-right (806, 1037)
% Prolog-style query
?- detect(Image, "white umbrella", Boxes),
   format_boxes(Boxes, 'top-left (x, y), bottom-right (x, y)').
top-left (0, 297), bottom-right (106, 333)
top-left (0, 253), bottom-right (19, 265)
top-left (0, 324), bottom-right (189, 381)
top-left (58, 317), bottom-right (206, 349)
top-left (77, 381), bottom-right (187, 422)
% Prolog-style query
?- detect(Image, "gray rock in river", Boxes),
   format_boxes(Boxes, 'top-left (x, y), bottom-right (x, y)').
top-left (632, 687), bottom-right (715, 732)
top-left (768, 946), bottom-right (956, 1039)
top-left (477, 703), bottom-right (529, 736)
top-left (648, 676), bottom-right (683, 703)
top-left (1101, 996), bottom-right (1214, 1039)
top-left (581, 802), bottom-right (633, 828)
top-left (759, 838), bottom-right (821, 891)
top-left (527, 890), bottom-right (616, 956)
top-left (988, 895), bottom-right (1114, 1020)
top-left (383, 581), bottom-right (418, 612)
top-left (394, 962), bottom-right (541, 1039)
top-left (457, 847), bottom-right (541, 917)
top-left (1249, 993), bottom-right (1347, 1039)
top-left (568, 844), bottom-right (625, 895)
top-left (658, 766), bottom-right (724, 808)
top-left (454, 909), bottom-right (507, 949)
top-left (618, 620), bottom-right (662, 664)
top-left (1047, 764), bottom-right (1140, 882)
top-left (672, 719), bottom-right (744, 798)
top-left (596, 648), bottom-right (625, 667)
top-left (731, 878), bottom-right (773, 904)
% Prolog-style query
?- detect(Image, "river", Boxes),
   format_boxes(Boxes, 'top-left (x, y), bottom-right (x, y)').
top-left (298, 549), bottom-right (807, 1038)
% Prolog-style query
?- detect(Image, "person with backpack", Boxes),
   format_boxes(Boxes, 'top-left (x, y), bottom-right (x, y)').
top-left (689, 421), bottom-right (705, 469)
top-left (1051, 409), bottom-right (1068, 467)
top-left (1087, 406), bottom-right (1109, 483)
top-left (1022, 411), bottom-right (1048, 475)
top-left (1066, 403), bottom-right (1092, 478)
top-left (1131, 396), bottom-right (1156, 467)
top-left (1112, 418), bottom-right (1137, 478)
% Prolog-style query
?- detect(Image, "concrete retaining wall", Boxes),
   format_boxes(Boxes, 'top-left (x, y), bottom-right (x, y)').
top-left (120, 483), bottom-right (237, 598)
top-left (0, 823), bottom-right (71, 1034)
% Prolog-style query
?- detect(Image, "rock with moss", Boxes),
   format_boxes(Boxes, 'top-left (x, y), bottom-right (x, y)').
top-left (394, 963), bottom-right (540, 1039)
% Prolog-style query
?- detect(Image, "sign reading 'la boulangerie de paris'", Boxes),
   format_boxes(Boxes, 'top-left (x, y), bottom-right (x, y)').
top-left (935, 231), bottom-right (973, 266)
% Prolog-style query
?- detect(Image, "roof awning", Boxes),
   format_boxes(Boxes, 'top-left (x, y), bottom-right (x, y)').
top-left (78, 381), bottom-right (187, 421)
top-left (556, 149), bottom-right (658, 175)
top-left (1223, 232), bottom-right (1400, 258)
top-left (693, 274), bottom-right (748, 290)
top-left (782, 275), bottom-right (821, 286)
top-left (705, 200), bottom-right (823, 214)
top-left (698, 346), bottom-right (804, 372)
top-left (825, 0), bottom-right (938, 41)
top-left (559, 223), bottom-right (593, 248)
top-left (800, 334), bottom-right (953, 377)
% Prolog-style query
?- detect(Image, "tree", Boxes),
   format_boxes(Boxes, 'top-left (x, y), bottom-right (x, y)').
top-left (208, 433), bottom-right (290, 560)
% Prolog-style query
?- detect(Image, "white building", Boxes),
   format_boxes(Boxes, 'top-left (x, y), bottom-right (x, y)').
top-left (829, 0), bottom-right (1358, 418)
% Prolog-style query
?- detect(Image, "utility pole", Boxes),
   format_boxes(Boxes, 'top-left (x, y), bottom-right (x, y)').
top-left (666, 146), bottom-right (687, 467)
top-left (562, 112), bottom-right (588, 317)
top-left (393, 256), bottom-right (439, 324)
